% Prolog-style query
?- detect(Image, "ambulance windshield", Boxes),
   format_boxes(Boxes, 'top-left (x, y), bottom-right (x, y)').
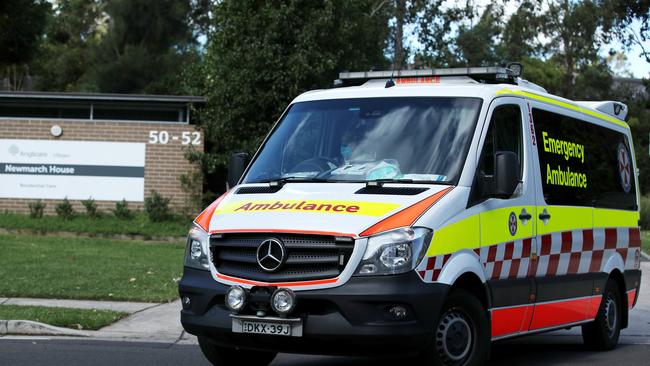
top-left (243, 97), bottom-right (482, 185)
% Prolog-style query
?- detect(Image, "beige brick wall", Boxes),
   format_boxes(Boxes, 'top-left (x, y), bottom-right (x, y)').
top-left (0, 119), bottom-right (202, 215)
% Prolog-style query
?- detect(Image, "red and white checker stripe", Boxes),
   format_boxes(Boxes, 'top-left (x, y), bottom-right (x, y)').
top-left (417, 227), bottom-right (641, 283)
top-left (535, 227), bottom-right (641, 278)
top-left (417, 254), bottom-right (452, 282)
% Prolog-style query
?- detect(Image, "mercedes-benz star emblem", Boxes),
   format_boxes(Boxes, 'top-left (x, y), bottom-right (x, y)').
top-left (256, 238), bottom-right (286, 272)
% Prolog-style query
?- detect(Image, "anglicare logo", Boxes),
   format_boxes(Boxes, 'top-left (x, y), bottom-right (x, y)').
top-left (5, 144), bottom-right (47, 159)
top-left (8, 145), bottom-right (19, 156)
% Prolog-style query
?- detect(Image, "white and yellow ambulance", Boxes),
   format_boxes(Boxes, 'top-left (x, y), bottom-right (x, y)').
top-left (180, 65), bottom-right (643, 366)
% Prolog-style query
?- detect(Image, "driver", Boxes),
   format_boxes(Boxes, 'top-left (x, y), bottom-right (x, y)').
top-left (335, 120), bottom-right (401, 180)
top-left (339, 120), bottom-right (375, 163)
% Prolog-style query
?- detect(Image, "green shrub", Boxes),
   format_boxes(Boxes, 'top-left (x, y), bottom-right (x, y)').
top-left (144, 191), bottom-right (171, 222)
top-left (55, 197), bottom-right (76, 220)
top-left (113, 199), bottom-right (133, 220)
top-left (28, 200), bottom-right (45, 219)
top-left (81, 197), bottom-right (100, 219)
top-left (640, 196), bottom-right (650, 230)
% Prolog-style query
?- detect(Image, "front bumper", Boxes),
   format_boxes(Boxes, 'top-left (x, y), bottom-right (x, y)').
top-left (179, 268), bottom-right (449, 356)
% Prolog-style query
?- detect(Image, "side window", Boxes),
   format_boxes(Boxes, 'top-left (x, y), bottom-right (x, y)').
top-left (472, 104), bottom-right (523, 203)
top-left (533, 108), bottom-right (637, 210)
top-left (478, 104), bottom-right (523, 178)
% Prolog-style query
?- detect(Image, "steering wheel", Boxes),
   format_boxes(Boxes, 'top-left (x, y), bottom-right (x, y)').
top-left (289, 157), bottom-right (337, 174)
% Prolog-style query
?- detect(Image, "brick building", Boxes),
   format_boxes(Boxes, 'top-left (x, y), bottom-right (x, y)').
top-left (0, 92), bottom-right (205, 215)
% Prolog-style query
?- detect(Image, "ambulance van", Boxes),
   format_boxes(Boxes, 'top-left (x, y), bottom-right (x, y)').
top-left (179, 66), bottom-right (643, 366)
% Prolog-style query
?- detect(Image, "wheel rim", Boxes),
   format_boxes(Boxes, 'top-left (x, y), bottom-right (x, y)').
top-left (604, 294), bottom-right (618, 336)
top-left (435, 309), bottom-right (473, 365)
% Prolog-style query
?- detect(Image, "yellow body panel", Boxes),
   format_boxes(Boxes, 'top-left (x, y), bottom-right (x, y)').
top-left (480, 206), bottom-right (535, 247)
top-left (593, 208), bottom-right (639, 228)
top-left (426, 214), bottom-right (480, 257)
top-left (536, 206), bottom-right (592, 234)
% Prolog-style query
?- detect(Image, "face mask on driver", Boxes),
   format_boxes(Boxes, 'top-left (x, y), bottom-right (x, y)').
top-left (340, 145), bottom-right (353, 160)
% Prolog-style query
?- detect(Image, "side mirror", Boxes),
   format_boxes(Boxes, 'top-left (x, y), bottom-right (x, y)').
top-left (227, 152), bottom-right (249, 189)
top-left (494, 151), bottom-right (520, 198)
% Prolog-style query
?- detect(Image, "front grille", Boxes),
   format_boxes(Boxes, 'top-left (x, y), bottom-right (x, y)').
top-left (210, 233), bottom-right (355, 282)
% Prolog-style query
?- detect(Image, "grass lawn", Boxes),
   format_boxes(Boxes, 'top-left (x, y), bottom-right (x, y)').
top-left (0, 305), bottom-right (127, 330)
top-left (0, 212), bottom-right (190, 238)
top-left (641, 231), bottom-right (650, 254)
top-left (0, 235), bottom-right (185, 302)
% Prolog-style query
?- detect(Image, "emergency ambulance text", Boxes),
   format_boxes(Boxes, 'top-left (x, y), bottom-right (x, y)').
top-left (546, 164), bottom-right (588, 188)
top-left (234, 201), bottom-right (360, 213)
top-left (542, 131), bottom-right (585, 163)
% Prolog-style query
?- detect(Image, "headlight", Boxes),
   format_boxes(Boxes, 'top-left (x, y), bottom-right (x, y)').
top-left (184, 224), bottom-right (210, 270)
top-left (355, 227), bottom-right (432, 276)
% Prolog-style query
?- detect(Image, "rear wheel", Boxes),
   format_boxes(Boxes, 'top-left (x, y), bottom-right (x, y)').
top-left (419, 289), bottom-right (490, 366)
top-left (581, 279), bottom-right (622, 351)
top-left (197, 336), bottom-right (277, 366)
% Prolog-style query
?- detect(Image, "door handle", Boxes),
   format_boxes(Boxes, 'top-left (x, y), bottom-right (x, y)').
top-left (538, 208), bottom-right (551, 224)
top-left (519, 211), bottom-right (532, 221)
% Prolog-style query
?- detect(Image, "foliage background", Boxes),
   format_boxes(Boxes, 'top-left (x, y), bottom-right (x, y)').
top-left (1, 0), bottom-right (649, 202)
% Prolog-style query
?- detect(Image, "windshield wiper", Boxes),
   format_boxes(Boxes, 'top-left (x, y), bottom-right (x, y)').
top-left (257, 177), bottom-right (448, 187)
top-left (260, 176), bottom-right (335, 187)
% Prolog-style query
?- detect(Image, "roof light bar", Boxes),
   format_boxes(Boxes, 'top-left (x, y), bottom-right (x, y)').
top-left (335, 66), bottom-right (519, 87)
top-left (339, 66), bottom-right (513, 80)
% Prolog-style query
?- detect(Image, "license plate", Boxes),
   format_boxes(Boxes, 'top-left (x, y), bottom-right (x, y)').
top-left (242, 321), bottom-right (291, 336)
top-left (231, 315), bottom-right (303, 337)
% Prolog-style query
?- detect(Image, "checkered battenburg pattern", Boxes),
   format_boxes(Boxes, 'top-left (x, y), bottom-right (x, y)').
top-left (417, 227), bottom-right (642, 283)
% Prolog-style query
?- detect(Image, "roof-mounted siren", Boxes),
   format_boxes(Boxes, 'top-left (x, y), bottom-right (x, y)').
top-left (333, 65), bottom-right (525, 87)
top-left (505, 61), bottom-right (548, 93)
top-left (506, 62), bottom-right (523, 77)
top-left (575, 101), bottom-right (629, 122)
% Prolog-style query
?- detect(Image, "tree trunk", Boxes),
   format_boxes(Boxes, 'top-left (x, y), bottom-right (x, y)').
top-left (394, 0), bottom-right (406, 69)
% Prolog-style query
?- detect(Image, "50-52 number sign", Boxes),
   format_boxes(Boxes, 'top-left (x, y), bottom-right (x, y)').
top-left (148, 131), bottom-right (201, 145)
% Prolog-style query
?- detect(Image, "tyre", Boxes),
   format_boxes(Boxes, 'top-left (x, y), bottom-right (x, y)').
top-left (197, 336), bottom-right (277, 366)
top-left (581, 279), bottom-right (622, 351)
top-left (419, 289), bottom-right (490, 366)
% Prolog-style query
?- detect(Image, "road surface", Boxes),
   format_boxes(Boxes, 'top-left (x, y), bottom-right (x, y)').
top-left (1, 333), bottom-right (649, 366)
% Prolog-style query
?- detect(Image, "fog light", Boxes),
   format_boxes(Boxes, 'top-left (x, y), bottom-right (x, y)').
top-left (225, 286), bottom-right (247, 312)
top-left (388, 305), bottom-right (408, 320)
top-left (358, 263), bottom-right (377, 274)
top-left (181, 296), bottom-right (191, 310)
top-left (271, 288), bottom-right (296, 316)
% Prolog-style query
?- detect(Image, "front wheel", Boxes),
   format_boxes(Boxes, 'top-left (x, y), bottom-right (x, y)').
top-left (197, 336), bottom-right (277, 366)
top-left (419, 289), bottom-right (490, 366)
top-left (581, 279), bottom-right (622, 350)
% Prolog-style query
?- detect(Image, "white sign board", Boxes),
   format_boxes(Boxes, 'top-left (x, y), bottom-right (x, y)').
top-left (0, 139), bottom-right (145, 201)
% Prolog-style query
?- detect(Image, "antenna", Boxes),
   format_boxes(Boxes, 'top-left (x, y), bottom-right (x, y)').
top-left (385, 63), bottom-right (396, 88)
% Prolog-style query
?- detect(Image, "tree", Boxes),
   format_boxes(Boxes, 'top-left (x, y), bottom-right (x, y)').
top-left (385, 0), bottom-right (423, 69)
top-left (543, 0), bottom-right (603, 98)
top-left (0, 0), bottom-right (50, 90)
top-left (455, 3), bottom-right (504, 66)
top-left (34, 0), bottom-right (107, 92)
top-left (415, 0), bottom-right (473, 67)
top-left (498, 0), bottom-right (545, 62)
top-left (81, 0), bottom-right (196, 93)
top-left (197, 0), bottom-right (390, 195)
top-left (393, 0), bottom-right (407, 68)
top-left (599, 0), bottom-right (650, 63)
